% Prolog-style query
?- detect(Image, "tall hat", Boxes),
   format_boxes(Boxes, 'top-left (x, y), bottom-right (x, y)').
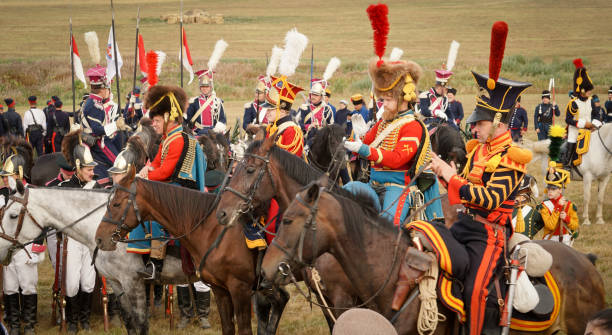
top-left (572, 58), bottom-right (594, 95)
top-left (84, 31), bottom-right (110, 89)
top-left (62, 130), bottom-right (98, 171)
top-left (256, 45), bottom-right (283, 94)
top-left (196, 39), bottom-right (228, 88)
top-left (545, 125), bottom-right (570, 188)
top-left (466, 21), bottom-right (531, 126)
top-left (108, 137), bottom-right (147, 175)
top-left (0, 154), bottom-right (26, 180)
top-left (367, 4), bottom-right (422, 109)
top-left (310, 57), bottom-right (341, 96)
top-left (144, 85), bottom-right (187, 125)
top-left (435, 40), bottom-right (460, 86)
top-left (270, 29), bottom-right (308, 112)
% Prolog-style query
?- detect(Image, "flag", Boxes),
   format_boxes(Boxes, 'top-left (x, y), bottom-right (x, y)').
top-left (71, 35), bottom-right (86, 85)
top-left (180, 27), bottom-right (194, 84)
top-left (138, 34), bottom-right (147, 76)
top-left (106, 26), bottom-right (123, 80)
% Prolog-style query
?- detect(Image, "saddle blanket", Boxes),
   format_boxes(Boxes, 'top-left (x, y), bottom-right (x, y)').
top-left (510, 271), bottom-right (561, 331)
top-left (244, 199), bottom-right (280, 250)
top-left (573, 129), bottom-right (591, 166)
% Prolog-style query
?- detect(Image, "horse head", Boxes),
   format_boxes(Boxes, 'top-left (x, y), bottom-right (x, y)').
top-left (95, 166), bottom-right (140, 251)
top-left (216, 132), bottom-right (279, 227)
top-left (261, 177), bottom-right (335, 287)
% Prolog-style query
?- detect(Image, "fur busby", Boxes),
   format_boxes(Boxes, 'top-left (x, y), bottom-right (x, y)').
top-left (369, 59), bottom-right (422, 102)
top-left (144, 85), bottom-right (187, 123)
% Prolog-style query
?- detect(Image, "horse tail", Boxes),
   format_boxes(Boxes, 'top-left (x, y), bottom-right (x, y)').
top-left (585, 253), bottom-right (598, 265)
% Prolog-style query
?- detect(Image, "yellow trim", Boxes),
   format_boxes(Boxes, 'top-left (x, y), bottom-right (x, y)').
top-left (439, 275), bottom-right (466, 322)
top-left (378, 75), bottom-right (403, 92)
top-left (510, 271), bottom-right (561, 331)
top-left (245, 237), bottom-right (267, 249)
top-left (399, 136), bottom-right (419, 143)
top-left (375, 148), bottom-right (383, 164)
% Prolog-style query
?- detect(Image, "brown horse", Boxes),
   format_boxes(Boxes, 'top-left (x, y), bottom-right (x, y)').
top-left (261, 180), bottom-right (606, 334)
top-left (216, 134), bottom-right (360, 326)
top-left (94, 173), bottom-right (287, 335)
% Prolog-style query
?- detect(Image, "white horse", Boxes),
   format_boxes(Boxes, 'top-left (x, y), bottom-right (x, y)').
top-left (572, 123), bottom-right (612, 225)
top-left (0, 187), bottom-right (195, 335)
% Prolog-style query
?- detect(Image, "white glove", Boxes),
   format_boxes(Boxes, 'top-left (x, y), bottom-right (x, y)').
top-left (26, 253), bottom-right (39, 265)
top-left (104, 122), bottom-right (118, 136)
top-left (70, 123), bottom-right (82, 132)
top-left (344, 139), bottom-right (363, 153)
top-left (130, 95), bottom-right (136, 104)
top-left (351, 114), bottom-right (368, 138)
top-left (212, 122), bottom-right (227, 134)
top-left (592, 119), bottom-right (603, 128)
top-left (434, 110), bottom-right (448, 120)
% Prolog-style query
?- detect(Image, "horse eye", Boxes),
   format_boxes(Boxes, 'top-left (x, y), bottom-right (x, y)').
top-left (282, 218), bottom-right (292, 225)
top-left (113, 203), bottom-right (121, 208)
top-left (9, 214), bottom-right (18, 219)
top-left (246, 166), bottom-right (256, 174)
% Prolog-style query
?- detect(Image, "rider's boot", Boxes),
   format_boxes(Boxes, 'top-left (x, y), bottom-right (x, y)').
top-left (391, 247), bottom-right (433, 311)
top-left (78, 290), bottom-right (93, 331)
top-left (22, 293), bottom-right (37, 335)
top-left (563, 142), bottom-right (577, 170)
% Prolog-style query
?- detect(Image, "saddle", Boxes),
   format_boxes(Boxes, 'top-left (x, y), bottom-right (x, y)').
top-left (573, 129), bottom-right (591, 166)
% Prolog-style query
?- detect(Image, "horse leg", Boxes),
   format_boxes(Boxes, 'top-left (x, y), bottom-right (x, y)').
top-left (227, 280), bottom-right (254, 335)
top-left (583, 174), bottom-right (593, 225)
top-left (254, 290), bottom-right (272, 334)
top-left (264, 286), bottom-right (290, 335)
top-left (595, 174), bottom-right (610, 225)
top-left (123, 281), bottom-right (149, 335)
top-left (211, 285), bottom-right (236, 335)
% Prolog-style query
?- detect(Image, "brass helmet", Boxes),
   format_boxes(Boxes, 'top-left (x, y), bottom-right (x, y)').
top-left (0, 154), bottom-right (26, 180)
top-left (107, 149), bottom-right (135, 175)
top-left (62, 129), bottom-right (98, 171)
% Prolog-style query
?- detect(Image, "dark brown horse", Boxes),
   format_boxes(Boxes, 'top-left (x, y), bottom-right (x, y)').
top-left (262, 180), bottom-right (606, 334)
top-left (94, 173), bottom-right (287, 335)
top-left (216, 134), bottom-right (359, 327)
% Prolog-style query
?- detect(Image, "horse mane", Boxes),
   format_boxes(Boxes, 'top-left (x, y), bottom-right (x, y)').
top-left (126, 136), bottom-right (148, 171)
top-left (198, 135), bottom-right (219, 171)
top-left (2, 136), bottom-right (35, 179)
top-left (137, 178), bottom-right (217, 226)
top-left (135, 118), bottom-right (161, 159)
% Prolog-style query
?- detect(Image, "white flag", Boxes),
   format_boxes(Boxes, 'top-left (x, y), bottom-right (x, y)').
top-left (179, 27), bottom-right (194, 84)
top-left (106, 26), bottom-right (123, 80)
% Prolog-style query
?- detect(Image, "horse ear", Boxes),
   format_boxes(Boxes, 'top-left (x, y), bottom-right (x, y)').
top-left (261, 129), bottom-right (277, 152)
top-left (15, 179), bottom-right (25, 195)
top-left (305, 182), bottom-right (320, 203)
top-left (316, 175), bottom-right (331, 189)
top-left (123, 165), bottom-right (137, 186)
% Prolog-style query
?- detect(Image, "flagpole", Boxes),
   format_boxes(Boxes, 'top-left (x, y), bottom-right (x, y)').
top-left (111, 0), bottom-right (121, 110)
top-left (310, 44), bottom-right (314, 89)
top-left (132, 7), bottom-right (140, 93)
top-left (70, 18), bottom-right (76, 120)
top-left (179, 0), bottom-right (184, 88)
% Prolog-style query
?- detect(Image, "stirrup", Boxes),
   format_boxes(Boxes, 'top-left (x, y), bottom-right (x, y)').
top-left (137, 262), bottom-right (157, 280)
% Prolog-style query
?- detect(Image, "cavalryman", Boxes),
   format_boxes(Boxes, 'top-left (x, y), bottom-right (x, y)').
top-left (137, 84), bottom-right (209, 328)
top-left (3, 98), bottom-right (24, 137)
top-left (186, 40), bottom-right (228, 136)
top-left (45, 99), bottom-right (70, 153)
top-left (22, 96), bottom-right (46, 156)
top-left (1, 154), bottom-right (45, 335)
top-left (564, 58), bottom-right (601, 168)
top-left (59, 130), bottom-right (101, 333)
top-left (123, 86), bottom-right (144, 130)
top-left (298, 57), bottom-right (340, 135)
top-left (419, 41), bottom-right (460, 125)
top-left (429, 21), bottom-right (532, 334)
top-left (242, 76), bottom-right (271, 129)
top-left (266, 76), bottom-right (305, 157)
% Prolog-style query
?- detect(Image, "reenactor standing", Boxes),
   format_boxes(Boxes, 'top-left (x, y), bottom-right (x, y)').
top-left (22, 96), bottom-right (47, 156)
top-left (534, 90), bottom-right (560, 140)
top-left (3, 98), bottom-right (24, 137)
top-left (46, 99), bottom-right (70, 153)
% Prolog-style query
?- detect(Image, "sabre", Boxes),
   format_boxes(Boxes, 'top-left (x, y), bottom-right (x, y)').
top-left (70, 18), bottom-right (76, 122)
top-left (179, 0), bottom-right (184, 88)
top-left (132, 7), bottom-right (140, 95)
top-left (111, 0), bottom-right (121, 110)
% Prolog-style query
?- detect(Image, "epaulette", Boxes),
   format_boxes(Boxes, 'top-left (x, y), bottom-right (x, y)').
top-left (418, 91), bottom-right (429, 99)
top-left (566, 98), bottom-right (578, 116)
top-left (300, 103), bottom-right (309, 110)
top-left (499, 145), bottom-right (532, 173)
top-left (465, 139), bottom-right (479, 154)
top-left (188, 97), bottom-right (197, 104)
top-left (244, 102), bottom-right (252, 108)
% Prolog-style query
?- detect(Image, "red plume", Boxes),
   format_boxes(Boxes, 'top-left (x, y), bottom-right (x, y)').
top-left (488, 21), bottom-right (508, 89)
top-left (573, 58), bottom-right (584, 69)
top-left (366, 3), bottom-right (389, 67)
top-left (146, 50), bottom-right (159, 87)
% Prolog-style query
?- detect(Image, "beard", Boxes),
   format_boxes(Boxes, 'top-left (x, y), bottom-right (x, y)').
top-left (382, 107), bottom-right (397, 121)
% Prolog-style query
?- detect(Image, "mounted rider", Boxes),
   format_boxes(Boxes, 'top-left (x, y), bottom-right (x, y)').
top-left (427, 21), bottom-right (532, 334)
top-left (266, 75), bottom-right (305, 157)
top-left (563, 58), bottom-right (601, 168)
top-left (59, 130), bottom-right (103, 333)
top-left (343, 56), bottom-right (444, 225)
top-left (186, 40), bottom-right (228, 136)
top-left (0, 154), bottom-right (45, 335)
top-left (136, 84), bottom-right (210, 329)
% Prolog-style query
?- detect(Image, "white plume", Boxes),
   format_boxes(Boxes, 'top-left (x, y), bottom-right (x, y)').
top-left (446, 40), bottom-right (460, 71)
top-left (84, 31), bottom-right (100, 64)
top-left (389, 47), bottom-right (404, 62)
top-left (323, 57), bottom-right (341, 81)
top-left (266, 46), bottom-right (283, 77)
top-left (207, 39), bottom-right (228, 71)
top-left (153, 51), bottom-right (167, 75)
top-left (278, 28), bottom-right (308, 77)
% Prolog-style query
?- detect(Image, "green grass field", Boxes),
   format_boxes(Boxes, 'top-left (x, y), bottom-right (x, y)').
top-left (1, 0), bottom-right (611, 333)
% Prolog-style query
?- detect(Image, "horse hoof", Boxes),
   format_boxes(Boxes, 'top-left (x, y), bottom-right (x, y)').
top-left (583, 219), bottom-right (592, 226)
top-left (596, 219), bottom-right (605, 225)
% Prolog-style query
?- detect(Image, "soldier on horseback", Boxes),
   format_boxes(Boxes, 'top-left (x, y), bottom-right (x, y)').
top-left (428, 21), bottom-right (532, 334)
top-left (266, 76), bottom-right (305, 157)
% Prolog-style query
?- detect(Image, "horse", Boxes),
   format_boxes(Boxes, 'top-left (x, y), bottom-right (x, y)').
top-left (0, 186), bottom-right (194, 335)
top-left (215, 133), bottom-right (360, 328)
top-left (568, 123), bottom-right (612, 225)
top-left (94, 173), bottom-right (288, 335)
top-left (261, 180), bottom-right (606, 334)
top-left (428, 121), bottom-right (467, 171)
top-left (306, 124), bottom-right (347, 182)
top-left (30, 152), bottom-right (62, 186)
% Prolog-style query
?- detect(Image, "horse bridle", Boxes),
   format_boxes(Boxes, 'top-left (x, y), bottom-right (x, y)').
top-left (221, 152), bottom-right (276, 219)
top-left (102, 182), bottom-right (144, 243)
top-left (0, 188), bottom-right (44, 265)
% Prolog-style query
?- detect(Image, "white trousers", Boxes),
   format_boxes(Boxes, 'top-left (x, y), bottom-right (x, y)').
top-left (47, 229), bottom-right (58, 270)
top-left (3, 248), bottom-right (39, 295)
top-left (177, 281), bottom-right (210, 292)
top-left (64, 237), bottom-right (96, 297)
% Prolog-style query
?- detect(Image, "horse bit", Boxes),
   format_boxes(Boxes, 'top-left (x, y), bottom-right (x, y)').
top-left (102, 182), bottom-right (144, 243)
